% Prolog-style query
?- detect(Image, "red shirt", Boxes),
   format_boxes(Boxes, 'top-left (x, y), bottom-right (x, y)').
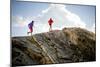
top-left (48, 18), bottom-right (53, 25)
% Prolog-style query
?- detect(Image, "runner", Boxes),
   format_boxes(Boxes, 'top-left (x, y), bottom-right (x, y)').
top-left (48, 18), bottom-right (54, 31)
top-left (27, 20), bottom-right (34, 35)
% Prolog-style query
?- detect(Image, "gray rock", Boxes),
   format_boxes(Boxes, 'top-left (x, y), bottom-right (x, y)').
top-left (12, 27), bottom-right (96, 66)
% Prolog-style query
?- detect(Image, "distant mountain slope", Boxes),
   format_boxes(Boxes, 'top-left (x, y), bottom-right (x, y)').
top-left (12, 27), bottom-right (96, 66)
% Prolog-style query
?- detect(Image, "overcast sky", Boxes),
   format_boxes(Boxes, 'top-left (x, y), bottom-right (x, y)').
top-left (11, 0), bottom-right (96, 36)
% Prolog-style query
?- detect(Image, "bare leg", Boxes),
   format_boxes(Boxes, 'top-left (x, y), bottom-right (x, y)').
top-left (27, 32), bottom-right (30, 34)
top-left (49, 25), bottom-right (52, 31)
top-left (49, 27), bottom-right (50, 32)
top-left (27, 32), bottom-right (32, 36)
top-left (50, 25), bottom-right (52, 31)
top-left (31, 32), bottom-right (32, 36)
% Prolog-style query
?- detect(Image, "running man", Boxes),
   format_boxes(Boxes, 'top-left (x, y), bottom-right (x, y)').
top-left (27, 20), bottom-right (34, 35)
top-left (48, 18), bottom-right (54, 31)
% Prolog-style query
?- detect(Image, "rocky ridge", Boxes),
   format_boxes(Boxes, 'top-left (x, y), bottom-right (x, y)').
top-left (12, 27), bottom-right (96, 66)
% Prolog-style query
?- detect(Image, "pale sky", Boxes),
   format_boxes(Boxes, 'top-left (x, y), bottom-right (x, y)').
top-left (11, 0), bottom-right (96, 36)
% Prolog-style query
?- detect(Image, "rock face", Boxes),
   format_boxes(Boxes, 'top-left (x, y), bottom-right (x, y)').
top-left (12, 27), bottom-right (96, 66)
